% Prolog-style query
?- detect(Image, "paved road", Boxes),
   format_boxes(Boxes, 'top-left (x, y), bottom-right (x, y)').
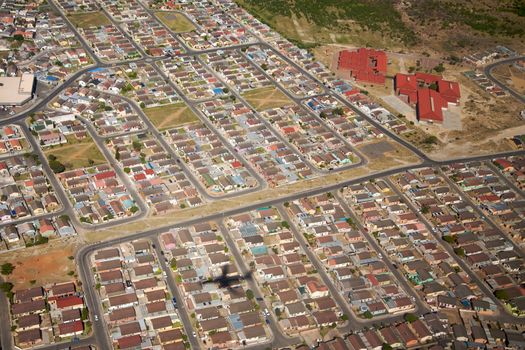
top-left (32, 336), bottom-right (96, 350)
top-left (22, 122), bottom-right (82, 228)
top-left (2, 1), bottom-right (525, 348)
top-left (47, 0), bottom-right (102, 65)
top-left (384, 177), bottom-right (525, 325)
top-left (277, 205), bottom-right (362, 333)
top-left (485, 160), bottom-right (525, 199)
top-left (76, 245), bottom-right (112, 350)
top-left (216, 221), bottom-right (300, 347)
top-left (69, 150), bottom-right (525, 349)
top-left (151, 237), bottom-right (200, 349)
top-left (0, 277), bottom-right (13, 350)
top-left (235, 49), bottom-right (368, 174)
top-left (62, 117), bottom-right (150, 230)
top-left (438, 168), bottom-right (525, 261)
top-left (333, 192), bottom-right (432, 317)
top-left (484, 56), bottom-right (525, 104)
top-left (148, 64), bottom-right (269, 201)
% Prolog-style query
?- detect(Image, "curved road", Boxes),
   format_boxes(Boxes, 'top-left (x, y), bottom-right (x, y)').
top-left (484, 56), bottom-right (525, 104)
top-left (2, 0), bottom-right (525, 348)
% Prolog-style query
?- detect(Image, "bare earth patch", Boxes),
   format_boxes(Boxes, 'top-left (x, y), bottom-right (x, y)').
top-left (242, 87), bottom-right (292, 111)
top-left (0, 241), bottom-right (79, 289)
top-left (67, 12), bottom-right (111, 29)
top-left (492, 64), bottom-right (525, 95)
top-left (43, 134), bottom-right (106, 170)
top-left (155, 11), bottom-right (196, 33)
top-left (85, 141), bottom-right (420, 243)
top-left (144, 102), bottom-right (199, 130)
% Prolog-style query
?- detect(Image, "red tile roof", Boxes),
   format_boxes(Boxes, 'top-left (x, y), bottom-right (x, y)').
top-left (117, 335), bottom-right (142, 349)
top-left (417, 88), bottom-right (444, 123)
top-left (58, 320), bottom-right (83, 335)
top-left (395, 72), bottom-right (461, 124)
top-left (56, 296), bottom-right (84, 309)
top-left (338, 48), bottom-right (386, 84)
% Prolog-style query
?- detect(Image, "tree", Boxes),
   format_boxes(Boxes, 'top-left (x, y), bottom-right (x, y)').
top-left (422, 135), bottom-right (438, 145)
top-left (49, 159), bottom-right (65, 173)
top-left (382, 343), bottom-right (393, 350)
top-left (0, 282), bottom-right (13, 294)
top-left (81, 307), bottom-right (89, 320)
top-left (363, 311), bottom-right (373, 319)
top-left (403, 313), bottom-right (418, 323)
top-left (433, 63), bottom-right (445, 73)
top-left (170, 258), bottom-right (177, 270)
top-left (443, 235), bottom-right (455, 244)
top-left (246, 289), bottom-right (254, 300)
top-left (333, 107), bottom-right (344, 116)
top-left (129, 206), bottom-right (139, 214)
top-left (1, 263), bottom-right (15, 275)
top-left (495, 289), bottom-right (509, 301)
top-left (420, 205), bottom-right (430, 214)
top-left (13, 34), bottom-right (24, 41)
top-left (454, 247), bottom-right (465, 257)
top-left (280, 221), bottom-right (290, 229)
top-left (132, 140), bottom-right (142, 152)
top-left (115, 148), bottom-right (121, 161)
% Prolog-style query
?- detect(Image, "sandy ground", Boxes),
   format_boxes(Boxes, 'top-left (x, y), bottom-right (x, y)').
top-left (492, 64), bottom-right (525, 95)
top-left (315, 45), bottom-right (524, 159)
top-left (0, 239), bottom-right (79, 290)
top-left (84, 140), bottom-right (420, 242)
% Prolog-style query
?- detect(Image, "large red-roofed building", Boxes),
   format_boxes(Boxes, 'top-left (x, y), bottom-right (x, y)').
top-left (395, 72), bottom-right (461, 123)
top-left (338, 48), bottom-right (387, 85)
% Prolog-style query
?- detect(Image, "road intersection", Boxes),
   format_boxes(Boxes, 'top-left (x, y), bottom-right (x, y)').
top-left (1, 0), bottom-right (525, 349)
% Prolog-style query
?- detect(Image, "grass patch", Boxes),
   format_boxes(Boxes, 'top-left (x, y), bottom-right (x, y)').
top-left (43, 134), bottom-right (106, 170)
top-left (144, 102), bottom-right (199, 130)
top-left (155, 11), bottom-right (196, 33)
top-left (235, 0), bottom-right (417, 46)
top-left (68, 12), bottom-right (111, 29)
top-left (242, 87), bottom-right (292, 111)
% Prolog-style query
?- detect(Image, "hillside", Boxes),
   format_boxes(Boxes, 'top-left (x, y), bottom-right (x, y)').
top-left (235, 0), bottom-right (525, 55)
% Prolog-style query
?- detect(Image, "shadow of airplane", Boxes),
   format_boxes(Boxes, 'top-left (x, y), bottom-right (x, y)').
top-left (203, 264), bottom-right (252, 290)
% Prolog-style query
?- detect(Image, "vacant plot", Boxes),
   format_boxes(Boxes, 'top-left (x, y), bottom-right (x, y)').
top-left (360, 140), bottom-right (395, 159)
top-left (0, 242), bottom-right (78, 289)
top-left (68, 12), bottom-right (111, 29)
top-left (155, 11), bottom-right (196, 33)
top-left (44, 135), bottom-right (106, 170)
top-left (492, 64), bottom-right (525, 95)
top-left (144, 102), bottom-right (199, 130)
top-left (242, 87), bottom-right (292, 111)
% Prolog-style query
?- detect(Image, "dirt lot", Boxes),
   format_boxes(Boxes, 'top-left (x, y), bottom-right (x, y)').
top-left (491, 64), bottom-right (525, 95)
top-left (0, 240), bottom-right (79, 290)
top-left (242, 87), bottom-right (292, 111)
top-left (316, 45), bottom-right (525, 159)
top-left (426, 66), bottom-right (524, 160)
top-left (67, 12), bottom-right (110, 29)
top-left (144, 102), bottom-right (199, 130)
top-left (85, 139), bottom-right (420, 242)
top-left (44, 134), bottom-right (106, 170)
top-left (155, 11), bottom-right (195, 33)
